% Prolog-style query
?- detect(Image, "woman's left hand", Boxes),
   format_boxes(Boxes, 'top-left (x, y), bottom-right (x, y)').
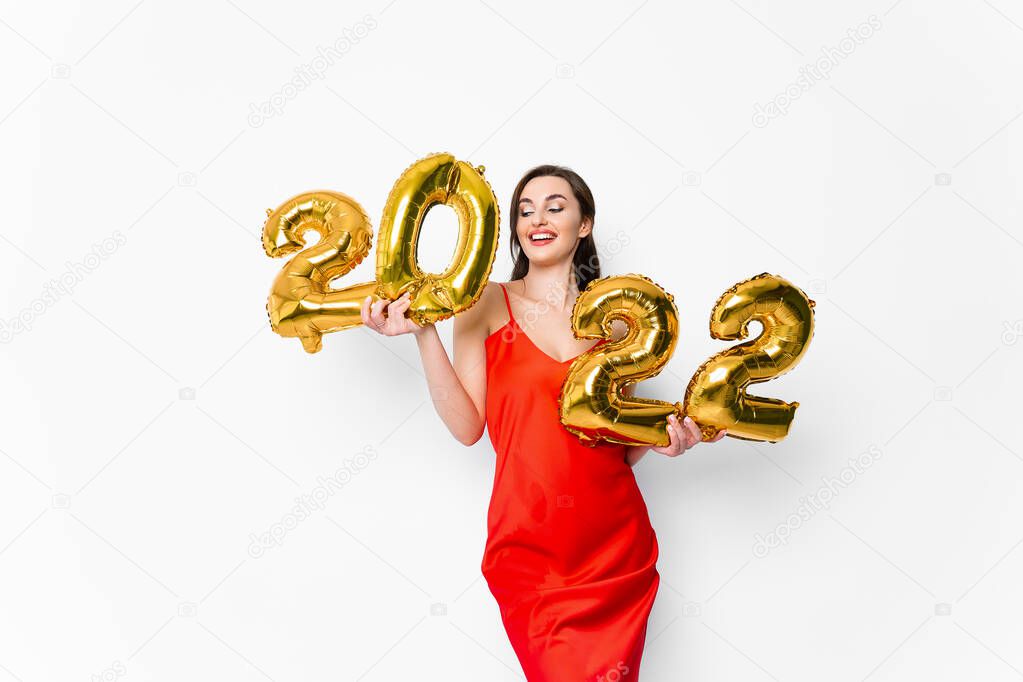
top-left (651, 414), bottom-right (726, 457)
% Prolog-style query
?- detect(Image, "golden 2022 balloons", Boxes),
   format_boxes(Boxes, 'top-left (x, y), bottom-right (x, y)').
top-left (559, 272), bottom-right (815, 446)
top-left (262, 153), bottom-right (500, 353)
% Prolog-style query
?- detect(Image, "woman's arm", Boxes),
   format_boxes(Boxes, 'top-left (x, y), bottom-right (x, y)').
top-left (414, 322), bottom-right (488, 445)
top-left (362, 284), bottom-right (494, 447)
top-left (625, 444), bottom-right (650, 468)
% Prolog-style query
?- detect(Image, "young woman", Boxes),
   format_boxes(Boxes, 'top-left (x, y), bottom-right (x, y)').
top-left (361, 164), bottom-right (727, 680)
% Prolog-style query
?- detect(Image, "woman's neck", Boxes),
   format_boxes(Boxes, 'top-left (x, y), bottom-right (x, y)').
top-left (518, 260), bottom-right (579, 311)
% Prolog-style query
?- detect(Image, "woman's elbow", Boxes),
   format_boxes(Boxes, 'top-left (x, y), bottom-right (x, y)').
top-left (457, 424), bottom-right (486, 447)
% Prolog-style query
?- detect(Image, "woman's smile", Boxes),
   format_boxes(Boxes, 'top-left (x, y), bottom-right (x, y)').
top-left (527, 228), bottom-right (558, 246)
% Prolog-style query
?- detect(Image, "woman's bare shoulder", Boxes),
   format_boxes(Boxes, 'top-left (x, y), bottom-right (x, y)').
top-left (454, 280), bottom-right (509, 337)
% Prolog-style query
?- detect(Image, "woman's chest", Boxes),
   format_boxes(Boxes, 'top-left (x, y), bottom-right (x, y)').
top-left (485, 337), bottom-right (568, 407)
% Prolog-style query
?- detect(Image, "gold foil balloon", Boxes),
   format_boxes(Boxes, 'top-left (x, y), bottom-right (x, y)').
top-left (262, 152), bottom-right (499, 352)
top-left (262, 191), bottom-right (377, 353)
top-left (374, 152), bottom-right (500, 327)
top-left (683, 272), bottom-right (815, 442)
top-left (560, 274), bottom-right (682, 448)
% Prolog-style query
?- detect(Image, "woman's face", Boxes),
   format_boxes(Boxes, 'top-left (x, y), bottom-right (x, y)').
top-left (515, 175), bottom-right (590, 266)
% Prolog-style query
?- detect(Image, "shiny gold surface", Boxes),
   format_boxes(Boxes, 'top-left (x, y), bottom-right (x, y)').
top-left (262, 153), bottom-right (499, 353)
top-left (559, 273), bottom-right (683, 448)
top-left (374, 152), bottom-right (500, 327)
top-left (559, 272), bottom-right (815, 446)
top-left (262, 190), bottom-right (376, 354)
top-left (684, 272), bottom-right (815, 442)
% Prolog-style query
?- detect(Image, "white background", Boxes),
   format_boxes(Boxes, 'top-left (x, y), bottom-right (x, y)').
top-left (1, 1), bottom-right (1021, 680)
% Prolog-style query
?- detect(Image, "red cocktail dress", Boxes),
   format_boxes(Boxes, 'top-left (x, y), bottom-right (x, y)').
top-left (481, 283), bottom-right (660, 681)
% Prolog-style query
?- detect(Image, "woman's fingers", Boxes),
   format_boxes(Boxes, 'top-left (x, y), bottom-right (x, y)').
top-left (682, 416), bottom-right (702, 447)
top-left (369, 297), bottom-right (388, 330)
top-left (392, 292), bottom-right (411, 317)
top-left (674, 428), bottom-right (690, 453)
top-left (663, 415), bottom-right (683, 456)
top-left (651, 418), bottom-right (674, 455)
top-left (360, 296), bottom-right (372, 327)
top-left (386, 299), bottom-right (401, 328)
top-left (362, 292), bottom-right (413, 335)
top-left (655, 417), bottom-right (729, 458)
top-left (362, 296), bottom-right (387, 333)
top-left (388, 293), bottom-right (412, 331)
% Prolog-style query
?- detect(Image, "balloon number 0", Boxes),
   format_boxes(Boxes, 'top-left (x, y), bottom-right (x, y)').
top-left (261, 152), bottom-right (499, 353)
top-left (559, 272), bottom-right (815, 446)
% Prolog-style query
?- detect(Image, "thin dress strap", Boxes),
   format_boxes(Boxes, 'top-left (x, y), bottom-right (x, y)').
top-left (498, 283), bottom-right (515, 325)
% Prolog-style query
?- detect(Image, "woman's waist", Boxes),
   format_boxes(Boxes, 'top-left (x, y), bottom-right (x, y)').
top-left (484, 485), bottom-right (655, 559)
top-left (481, 526), bottom-right (659, 591)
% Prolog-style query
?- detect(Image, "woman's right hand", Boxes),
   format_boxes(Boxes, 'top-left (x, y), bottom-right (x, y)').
top-left (650, 414), bottom-right (726, 457)
top-left (360, 292), bottom-right (431, 337)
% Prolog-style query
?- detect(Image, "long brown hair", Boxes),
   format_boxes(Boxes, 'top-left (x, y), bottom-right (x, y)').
top-left (508, 164), bottom-right (601, 291)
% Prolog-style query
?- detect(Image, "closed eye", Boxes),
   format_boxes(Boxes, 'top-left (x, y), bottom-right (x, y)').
top-left (520, 207), bottom-right (563, 217)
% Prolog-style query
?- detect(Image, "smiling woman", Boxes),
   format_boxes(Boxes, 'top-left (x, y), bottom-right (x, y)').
top-left (474, 166), bottom-right (664, 679)
top-left (361, 162), bottom-right (721, 680)
top-left (508, 167), bottom-right (602, 290)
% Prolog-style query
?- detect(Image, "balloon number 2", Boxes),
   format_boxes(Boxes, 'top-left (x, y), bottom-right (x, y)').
top-left (261, 152), bottom-right (499, 353)
top-left (559, 272), bottom-right (815, 446)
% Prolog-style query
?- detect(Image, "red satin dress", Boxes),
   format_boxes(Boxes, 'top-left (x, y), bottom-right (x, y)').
top-left (481, 283), bottom-right (660, 681)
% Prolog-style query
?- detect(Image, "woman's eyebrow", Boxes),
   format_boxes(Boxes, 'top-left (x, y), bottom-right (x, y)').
top-left (519, 194), bottom-right (567, 204)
